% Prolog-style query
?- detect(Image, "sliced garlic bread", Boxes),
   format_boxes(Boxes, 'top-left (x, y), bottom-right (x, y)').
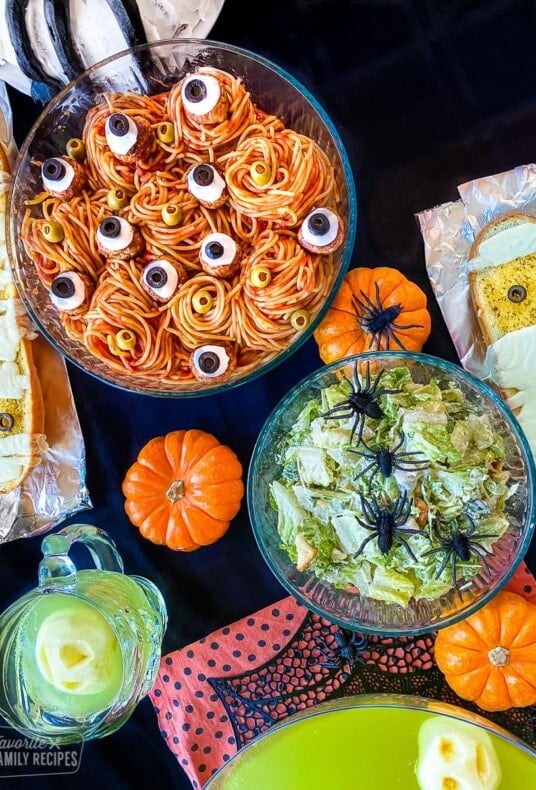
top-left (0, 153), bottom-right (47, 494)
top-left (468, 212), bottom-right (536, 457)
top-left (468, 212), bottom-right (536, 345)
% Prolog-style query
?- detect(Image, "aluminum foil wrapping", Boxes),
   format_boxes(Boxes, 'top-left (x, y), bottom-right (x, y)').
top-left (416, 162), bottom-right (536, 381)
top-left (0, 81), bottom-right (91, 542)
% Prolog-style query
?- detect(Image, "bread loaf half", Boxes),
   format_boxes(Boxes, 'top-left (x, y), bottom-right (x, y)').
top-left (0, 146), bottom-right (47, 494)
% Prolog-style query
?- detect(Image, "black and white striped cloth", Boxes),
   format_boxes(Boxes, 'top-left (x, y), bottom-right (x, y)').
top-left (0, 0), bottom-right (224, 101)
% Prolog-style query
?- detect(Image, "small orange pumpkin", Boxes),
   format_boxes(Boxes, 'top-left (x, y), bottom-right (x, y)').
top-left (122, 429), bottom-right (244, 551)
top-left (313, 266), bottom-right (431, 363)
top-left (434, 591), bottom-right (536, 712)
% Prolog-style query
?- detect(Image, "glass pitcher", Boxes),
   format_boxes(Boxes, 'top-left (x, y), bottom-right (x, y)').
top-left (0, 524), bottom-right (167, 744)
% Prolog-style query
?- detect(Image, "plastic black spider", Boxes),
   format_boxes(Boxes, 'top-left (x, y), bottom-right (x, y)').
top-left (319, 630), bottom-right (369, 670)
top-left (422, 509), bottom-right (499, 592)
top-left (353, 282), bottom-right (425, 350)
top-left (354, 490), bottom-right (420, 561)
top-left (349, 431), bottom-right (429, 483)
top-left (321, 361), bottom-right (402, 443)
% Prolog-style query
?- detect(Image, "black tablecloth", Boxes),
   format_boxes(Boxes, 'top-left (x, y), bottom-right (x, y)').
top-left (2, 1), bottom-right (536, 787)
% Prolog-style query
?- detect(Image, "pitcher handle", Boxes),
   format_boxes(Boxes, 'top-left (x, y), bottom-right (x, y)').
top-left (38, 524), bottom-right (124, 590)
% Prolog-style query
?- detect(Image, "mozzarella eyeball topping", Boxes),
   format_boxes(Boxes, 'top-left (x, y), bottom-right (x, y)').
top-left (187, 163), bottom-right (226, 204)
top-left (181, 74), bottom-right (222, 116)
top-left (142, 260), bottom-right (179, 300)
top-left (50, 272), bottom-right (87, 311)
top-left (105, 113), bottom-right (138, 156)
top-left (41, 157), bottom-right (75, 194)
top-left (192, 345), bottom-right (231, 378)
top-left (200, 233), bottom-right (237, 269)
top-left (300, 208), bottom-right (340, 247)
top-left (97, 216), bottom-right (134, 252)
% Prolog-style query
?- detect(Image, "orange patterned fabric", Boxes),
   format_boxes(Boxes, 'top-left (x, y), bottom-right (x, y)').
top-left (150, 562), bottom-right (536, 788)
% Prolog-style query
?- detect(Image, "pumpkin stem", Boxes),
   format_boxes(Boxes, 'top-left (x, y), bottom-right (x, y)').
top-left (488, 646), bottom-right (510, 667)
top-left (166, 480), bottom-right (185, 502)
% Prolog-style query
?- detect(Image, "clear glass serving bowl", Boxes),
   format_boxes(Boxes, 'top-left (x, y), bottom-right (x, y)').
top-left (7, 39), bottom-right (356, 397)
top-left (248, 351), bottom-right (536, 636)
top-left (205, 694), bottom-right (536, 789)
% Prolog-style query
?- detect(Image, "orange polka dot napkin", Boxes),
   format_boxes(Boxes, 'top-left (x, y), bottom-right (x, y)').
top-left (150, 562), bottom-right (536, 788)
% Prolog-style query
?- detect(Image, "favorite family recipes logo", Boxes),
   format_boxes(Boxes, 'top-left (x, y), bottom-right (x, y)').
top-left (0, 728), bottom-right (83, 778)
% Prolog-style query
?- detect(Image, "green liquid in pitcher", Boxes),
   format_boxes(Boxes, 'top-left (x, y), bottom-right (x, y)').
top-left (212, 707), bottom-right (536, 789)
top-left (20, 593), bottom-right (124, 719)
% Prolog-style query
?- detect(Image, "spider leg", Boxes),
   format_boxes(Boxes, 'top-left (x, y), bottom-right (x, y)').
top-left (368, 367), bottom-right (385, 396)
top-left (433, 548), bottom-right (452, 579)
top-left (355, 517), bottom-right (376, 532)
top-left (462, 511), bottom-right (476, 537)
top-left (397, 526), bottom-right (422, 536)
top-left (451, 549), bottom-right (461, 591)
top-left (359, 494), bottom-right (378, 522)
top-left (348, 440), bottom-right (375, 459)
top-left (353, 532), bottom-right (378, 559)
top-left (395, 535), bottom-right (418, 562)
top-left (469, 535), bottom-right (499, 551)
top-left (392, 490), bottom-right (411, 521)
top-left (391, 433), bottom-right (405, 454)
top-left (390, 320), bottom-right (425, 333)
top-left (348, 360), bottom-right (361, 394)
top-left (421, 545), bottom-right (444, 558)
top-left (322, 402), bottom-right (355, 418)
top-left (396, 448), bottom-right (424, 459)
top-left (368, 465), bottom-right (380, 485)
top-left (467, 543), bottom-right (495, 575)
top-left (384, 325), bottom-right (407, 352)
top-left (350, 414), bottom-right (366, 443)
top-left (392, 460), bottom-right (430, 472)
top-left (355, 459), bottom-right (378, 479)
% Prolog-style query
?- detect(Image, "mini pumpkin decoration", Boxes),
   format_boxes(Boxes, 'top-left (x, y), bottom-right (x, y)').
top-left (434, 591), bottom-right (536, 712)
top-left (122, 429), bottom-right (244, 551)
top-left (313, 266), bottom-right (431, 363)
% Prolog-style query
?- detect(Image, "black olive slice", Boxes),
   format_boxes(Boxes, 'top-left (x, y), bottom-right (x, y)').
top-left (0, 413), bottom-right (14, 432)
top-left (507, 284), bottom-right (527, 303)
top-left (51, 275), bottom-right (76, 299)
top-left (307, 211), bottom-right (331, 236)
top-left (198, 351), bottom-right (221, 374)
top-left (205, 241), bottom-right (224, 260)
top-left (108, 113), bottom-right (130, 137)
top-left (146, 266), bottom-right (168, 288)
top-left (183, 77), bottom-right (208, 104)
top-left (192, 164), bottom-right (215, 186)
top-left (42, 157), bottom-right (66, 182)
top-left (99, 217), bottom-right (122, 239)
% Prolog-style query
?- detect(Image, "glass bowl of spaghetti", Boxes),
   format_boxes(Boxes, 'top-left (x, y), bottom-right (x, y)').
top-left (7, 40), bottom-right (357, 397)
top-left (248, 351), bottom-right (536, 636)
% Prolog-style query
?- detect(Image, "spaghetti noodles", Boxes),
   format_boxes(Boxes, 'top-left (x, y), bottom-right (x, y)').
top-left (20, 66), bottom-right (346, 387)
